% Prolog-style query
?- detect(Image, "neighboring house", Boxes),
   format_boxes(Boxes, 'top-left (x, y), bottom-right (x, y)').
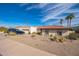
top-left (16, 26), bottom-right (29, 34)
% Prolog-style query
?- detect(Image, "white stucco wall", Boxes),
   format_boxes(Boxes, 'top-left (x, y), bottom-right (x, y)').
top-left (41, 29), bottom-right (69, 36)
top-left (62, 30), bottom-right (75, 36)
top-left (41, 30), bottom-right (58, 36)
top-left (30, 27), bottom-right (37, 34)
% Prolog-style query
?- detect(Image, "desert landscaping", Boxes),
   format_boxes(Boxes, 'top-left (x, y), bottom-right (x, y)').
top-left (0, 33), bottom-right (79, 56)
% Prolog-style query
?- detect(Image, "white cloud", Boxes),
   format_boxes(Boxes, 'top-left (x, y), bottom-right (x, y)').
top-left (64, 9), bottom-right (79, 13)
top-left (52, 16), bottom-right (66, 19)
top-left (25, 3), bottom-right (48, 10)
top-left (43, 3), bottom-right (63, 13)
top-left (25, 5), bottom-right (37, 10)
top-left (44, 20), bottom-right (60, 26)
top-left (42, 4), bottom-right (76, 23)
top-left (39, 3), bottom-right (49, 8)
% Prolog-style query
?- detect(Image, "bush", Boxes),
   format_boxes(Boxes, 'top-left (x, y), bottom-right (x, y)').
top-left (0, 27), bottom-right (8, 33)
top-left (28, 32), bottom-right (30, 34)
top-left (50, 36), bottom-right (57, 41)
top-left (49, 34), bottom-right (57, 41)
top-left (31, 32), bottom-right (36, 37)
top-left (4, 29), bottom-right (8, 33)
top-left (57, 36), bottom-right (66, 42)
top-left (65, 33), bottom-right (79, 40)
top-left (37, 32), bottom-right (42, 35)
top-left (8, 32), bottom-right (16, 36)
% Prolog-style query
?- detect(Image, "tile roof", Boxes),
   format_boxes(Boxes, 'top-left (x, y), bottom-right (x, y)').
top-left (37, 26), bottom-right (64, 29)
top-left (16, 26), bottom-right (65, 29)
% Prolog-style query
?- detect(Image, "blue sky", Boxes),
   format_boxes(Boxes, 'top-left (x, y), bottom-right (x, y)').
top-left (0, 3), bottom-right (79, 27)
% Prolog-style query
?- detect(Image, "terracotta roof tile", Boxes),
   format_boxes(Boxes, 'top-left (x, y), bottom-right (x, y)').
top-left (37, 26), bottom-right (64, 29)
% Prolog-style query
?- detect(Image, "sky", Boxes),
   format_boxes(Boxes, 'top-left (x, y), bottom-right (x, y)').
top-left (0, 3), bottom-right (79, 27)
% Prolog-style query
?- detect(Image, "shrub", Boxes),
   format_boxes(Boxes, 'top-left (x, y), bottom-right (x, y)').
top-left (8, 32), bottom-right (16, 36)
top-left (49, 34), bottom-right (53, 37)
top-left (49, 34), bottom-right (57, 41)
top-left (28, 32), bottom-right (30, 34)
top-left (32, 32), bottom-right (36, 34)
top-left (0, 27), bottom-right (8, 33)
top-left (49, 34), bottom-right (66, 42)
top-left (65, 33), bottom-right (79, 40)
top-left (4, 29), bottom-right (8, 33)
top-left (57, 36), bottom-right (66, 42)
top-left (31, 32), bottom-right (36, 37)
top-left (37, 32), bottom-right (42, 35)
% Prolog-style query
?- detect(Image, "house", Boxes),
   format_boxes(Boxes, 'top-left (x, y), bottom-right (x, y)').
top-left (30, 26), bottom-right (74, 36)
top-left (16, 26), bottom-right (74, 36)
top-left (16, 26), bottom-right (30, 34)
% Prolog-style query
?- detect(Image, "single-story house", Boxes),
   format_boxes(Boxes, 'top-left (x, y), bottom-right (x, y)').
top-left (36, 26), bottom-right (74, 36)
top-left (16, 26), bottom-right (74, 36)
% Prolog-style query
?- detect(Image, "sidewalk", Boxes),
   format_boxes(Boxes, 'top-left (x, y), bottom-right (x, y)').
top-left (0, 39), bottom-right (56, 56)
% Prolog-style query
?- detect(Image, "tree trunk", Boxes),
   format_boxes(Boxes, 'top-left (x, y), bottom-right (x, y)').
top-left (70, 19), bottom-right (71, 28)
top-left (67, 20), bottom-right (69, 28)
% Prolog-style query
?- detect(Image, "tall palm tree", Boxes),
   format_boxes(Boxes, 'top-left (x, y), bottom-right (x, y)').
top-left (60, 19), bottom-right (63, 26)
top-left (65, 13), bottom-right (75, 28)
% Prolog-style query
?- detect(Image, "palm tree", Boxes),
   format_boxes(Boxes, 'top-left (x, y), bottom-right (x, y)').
top-left (60, 19), bottom-right (63, 26)
top-left (65, 13), bottom-right (75, 28)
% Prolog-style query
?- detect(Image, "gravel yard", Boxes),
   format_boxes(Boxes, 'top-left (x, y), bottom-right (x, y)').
top-left (6, 34), bottom-right (79, 56)
top-left (0, 33), bottom-right (54, 56)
